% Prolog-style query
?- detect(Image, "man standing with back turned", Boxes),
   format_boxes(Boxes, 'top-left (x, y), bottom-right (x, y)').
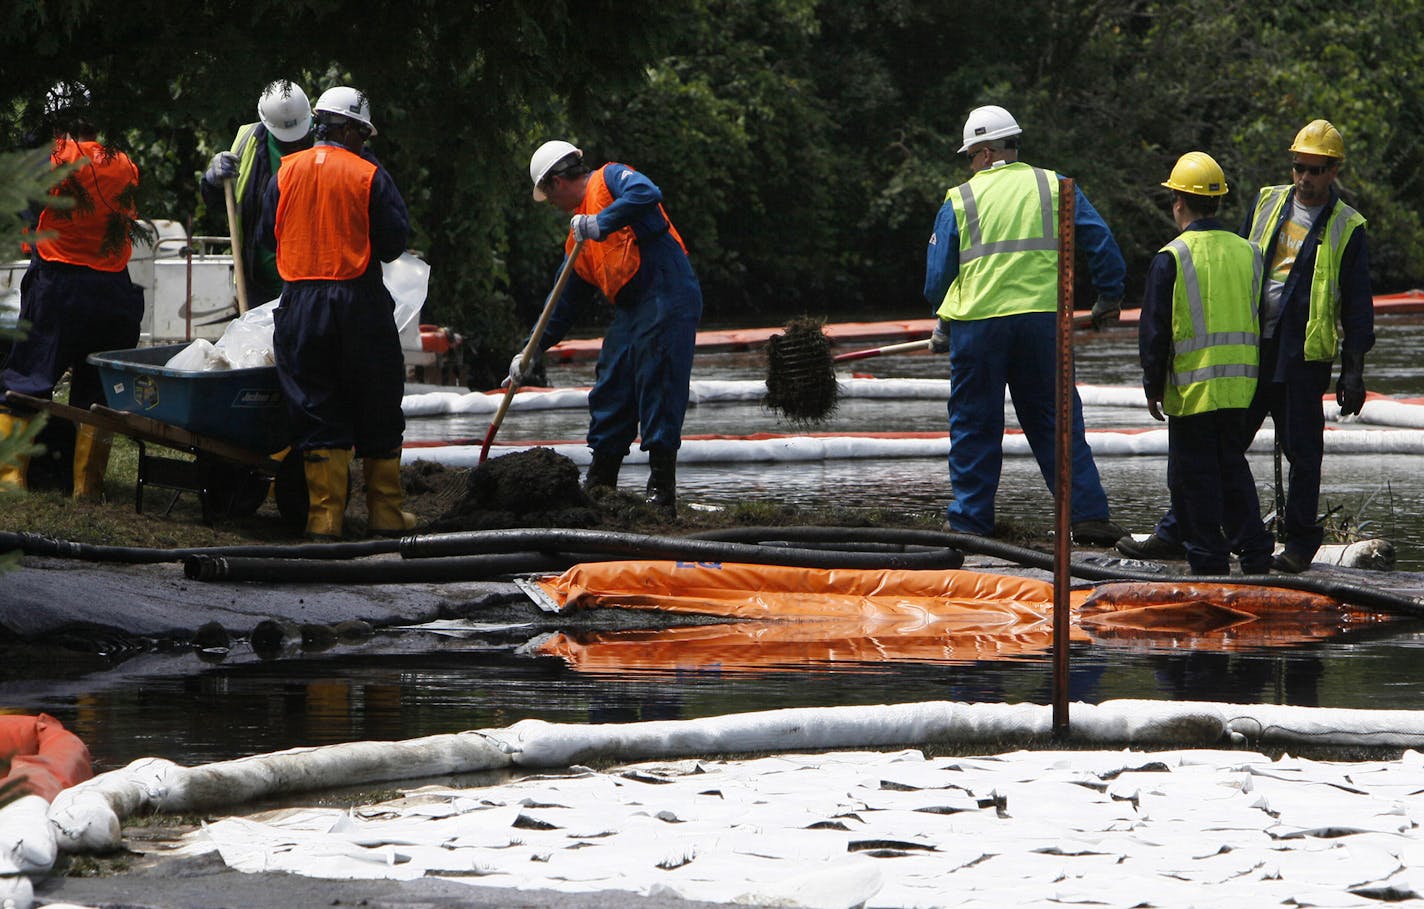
top-left (0, 82), bottom-right (144, 499)
top-left (1139, 151), bottom-right (1273, 576)
top-left (924, 104), bottom-right (1128, 545)
top-left (258, 86), bottom-right (413, 540)
top-left (1118, 120), bottom-right (1373, 573)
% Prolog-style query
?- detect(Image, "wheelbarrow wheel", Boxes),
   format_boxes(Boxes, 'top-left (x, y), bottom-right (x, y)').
top-left (199, 457), bottom-right (270, 519)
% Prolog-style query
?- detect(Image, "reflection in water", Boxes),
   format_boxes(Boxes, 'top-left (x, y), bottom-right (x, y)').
top-left (15, 621), bottom-right (1424, 770)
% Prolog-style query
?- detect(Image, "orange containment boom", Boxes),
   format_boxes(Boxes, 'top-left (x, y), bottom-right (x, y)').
top-left (527, 563), bottom-right (1404, 675)
top-left (1080, 581), bottom-right (1394, 649)
top-left (0, 712), bottom-right (93, 802)
top-left (531, 560), bottom-right (1085, 622)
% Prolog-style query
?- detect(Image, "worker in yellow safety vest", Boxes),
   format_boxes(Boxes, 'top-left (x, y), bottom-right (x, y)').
top-left (200, 80), bottom-right (314, 305)
top-left (923, 104), bottom-right (1128, 545)
top-left (1119, 120), bottom-right (1374, 574)
top-left (1136, 151), bottom-right (1274, 576)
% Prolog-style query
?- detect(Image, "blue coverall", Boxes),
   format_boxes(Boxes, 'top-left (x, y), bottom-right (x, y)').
top-left (538, 164), bottom-right (703, 457)
top-left (923, 171), bottom-right (1126, 536)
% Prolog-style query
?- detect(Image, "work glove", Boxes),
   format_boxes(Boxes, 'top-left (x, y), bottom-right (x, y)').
top-left (570, 214), bottom-right (604, 241)
top-left (929, 319), bottom-right (951, 354)
top-left (1336, 349), bottom-right (1366, 416)
top-left (504, 352), bottom-right (530, 389)
top-left (204, 151), bottom-right (238, 185)
top-left (1090, 296), bottom-right (1122, 331)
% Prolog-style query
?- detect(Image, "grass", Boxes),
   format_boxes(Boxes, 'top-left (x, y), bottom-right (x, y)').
top-left (1, 432), bottom-right (291, 549)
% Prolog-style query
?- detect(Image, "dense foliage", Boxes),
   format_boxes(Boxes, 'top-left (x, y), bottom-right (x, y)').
top-left (2, 0), bottom-right (1419, 388)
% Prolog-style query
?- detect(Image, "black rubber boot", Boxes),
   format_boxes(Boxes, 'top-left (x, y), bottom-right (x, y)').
top-left (584, 450), bottom-right (625, 491)
top-left (645, 448), bottom-right (677, 516)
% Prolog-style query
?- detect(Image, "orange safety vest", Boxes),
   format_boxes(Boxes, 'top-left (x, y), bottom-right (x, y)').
top-left (34, 138), bottom-right (140, 272)
top-left (564, 165), bottom-right (688, 302)
top-left (274, 144), bottom-right (376, 281)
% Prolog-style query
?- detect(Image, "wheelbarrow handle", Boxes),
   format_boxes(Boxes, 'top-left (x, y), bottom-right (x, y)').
top-left (479, 239), bottom-right (587, 464)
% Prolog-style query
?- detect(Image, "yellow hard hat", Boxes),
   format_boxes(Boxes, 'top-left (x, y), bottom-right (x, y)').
top-left (1161, 151), bottom-right (1228, 196)
top-left (1289, 119), bottom-right (1345, 160)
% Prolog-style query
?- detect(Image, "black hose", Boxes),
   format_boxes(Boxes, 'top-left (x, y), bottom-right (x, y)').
top-left (398, 527), bottom-right (963, 571)
top-left (184, 552), bottom-right (572, 584)
top-left (690, 525), bottom-right (1424, 620)
top-left (1, 531), bottom-right (400, 564)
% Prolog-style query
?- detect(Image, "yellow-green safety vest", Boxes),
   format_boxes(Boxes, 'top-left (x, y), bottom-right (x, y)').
top-left (936, 162), bottom-right (1060, 321)
top-left (1161, 229), bottom-right (1263, 417)
top-left (228, 122), bottom-right (263, 204)
top-left (1247, 185), bottom-right (1365, 362)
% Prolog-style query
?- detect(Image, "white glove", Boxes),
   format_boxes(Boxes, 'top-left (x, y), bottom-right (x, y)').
top-left (504, 353), bottom-right (529, 388)
top-left (570, 214), bottom-right (604, 241)
top-left (205, 151), bottom-right (238, 184)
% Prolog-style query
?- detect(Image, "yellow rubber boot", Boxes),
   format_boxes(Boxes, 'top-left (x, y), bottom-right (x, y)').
top-left (72, 425), bottom-right (114, 502)
top-left (303, 448), bottom-right (353, 540)
top-left (0, 413), bottom-right (31, 491)
top-left (363, 457), bottom-right (416, 537)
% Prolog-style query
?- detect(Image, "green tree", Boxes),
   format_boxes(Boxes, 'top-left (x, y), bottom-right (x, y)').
top-left (1, 146), bottom-right (62, 571)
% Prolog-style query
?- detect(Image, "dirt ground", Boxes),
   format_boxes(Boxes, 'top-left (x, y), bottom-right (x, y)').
top-left (1, 444), bottom-right (944, 553)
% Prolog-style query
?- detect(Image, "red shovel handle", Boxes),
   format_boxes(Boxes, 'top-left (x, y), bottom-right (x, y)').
top-left (831, 337), bottom-right (933, 363)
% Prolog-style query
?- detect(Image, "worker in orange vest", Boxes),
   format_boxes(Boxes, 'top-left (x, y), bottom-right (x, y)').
top-left (517, 141), bottom-right (703, 516)
top-left (257, 86), bottom-right (412, 540)
top-left (0, 82), bottom-right (144, 500)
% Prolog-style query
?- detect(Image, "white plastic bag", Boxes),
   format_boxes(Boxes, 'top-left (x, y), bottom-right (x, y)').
top-left (383, 253), bottom-right (428, 352)
top-left (215, 300), bottom-right (278, 368)
top-left (163, 338), bottom-right (231, 372)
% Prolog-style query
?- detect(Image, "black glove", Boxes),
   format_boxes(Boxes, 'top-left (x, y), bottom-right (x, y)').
top-left (1336, 349), bottom-right (1366, 416)
top-left (1090, 296), bottom-right (1121, 330)
top-left (929, 319), bottom-right (951, 353)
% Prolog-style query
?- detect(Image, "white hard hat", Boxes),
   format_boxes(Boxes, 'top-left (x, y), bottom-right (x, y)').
top-left (313, 86), bottom-right (377, 136)
top-left (529, 139), bottom-right (582, 200)
top-left (258, 80), bottom-right (312, 144)
top-left (958, 105), bottom-right (1022, 153)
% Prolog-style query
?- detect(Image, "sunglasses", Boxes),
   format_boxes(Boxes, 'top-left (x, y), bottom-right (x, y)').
top-left (1292, 162), bottom-right (1335, 176)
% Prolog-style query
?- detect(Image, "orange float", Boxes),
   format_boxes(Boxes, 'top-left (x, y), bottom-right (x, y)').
top-left (0, 713), bottom-right (93, 802)
top-left (527, 564), bottom-right (1403, 674)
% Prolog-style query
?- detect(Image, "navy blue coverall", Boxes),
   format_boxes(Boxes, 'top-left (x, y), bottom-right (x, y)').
top-left (1154, 187), bottom-right (1374, 561)
top-left (257, 142), bottom-right (411, 456)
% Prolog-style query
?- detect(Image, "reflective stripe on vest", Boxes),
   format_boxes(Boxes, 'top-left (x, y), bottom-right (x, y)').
top-left (936, 163), bottom-right (1059, 321)
top-left (1162, 230), bottom-right (1261, 416)
top-left (274, 145), bottom-right (376, 281)
top-left (34, 138), bottom-right (140, 272)
top-left (230, 123), bottom-right (262, 204)
top-left (1249, 185), bottom-right (1365, 361)
top-left (566, 165), bottom-right (689, 303)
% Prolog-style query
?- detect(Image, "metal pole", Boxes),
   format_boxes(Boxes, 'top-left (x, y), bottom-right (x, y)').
top-left (1053, 178), bottom-right (1076, 737)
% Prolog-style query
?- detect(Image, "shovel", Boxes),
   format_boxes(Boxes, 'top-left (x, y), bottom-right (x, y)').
top-left (478, 238), bottom-right (586, 463)
top-left (222, 177), bottom-right (250, 314)
top-left (832, 338), bottom-right (933, 363)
